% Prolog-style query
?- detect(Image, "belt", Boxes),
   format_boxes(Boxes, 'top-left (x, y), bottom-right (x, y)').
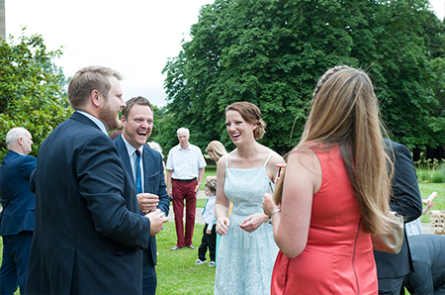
top-left (173, 178), bottom-right (196, 183)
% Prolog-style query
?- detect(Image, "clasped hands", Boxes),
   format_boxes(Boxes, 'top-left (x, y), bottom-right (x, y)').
top-left (138, 193), bottom-right (168, 236)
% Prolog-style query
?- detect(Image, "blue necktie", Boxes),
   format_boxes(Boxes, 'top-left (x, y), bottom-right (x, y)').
top-left (135, 150), bottom-right (142, 194)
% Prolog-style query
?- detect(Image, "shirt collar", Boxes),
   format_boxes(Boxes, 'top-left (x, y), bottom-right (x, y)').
top-left (122, 135), bottom-right (143, 159)
top-left (76, 110), bottom-right (108, 135)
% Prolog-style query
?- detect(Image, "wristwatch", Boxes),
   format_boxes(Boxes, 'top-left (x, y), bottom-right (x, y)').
top-left (268, 208), bottom-right (281, 225)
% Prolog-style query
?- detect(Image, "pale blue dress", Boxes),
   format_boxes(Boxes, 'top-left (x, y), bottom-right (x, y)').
top-left (214, 154), bottom-right (279, 295)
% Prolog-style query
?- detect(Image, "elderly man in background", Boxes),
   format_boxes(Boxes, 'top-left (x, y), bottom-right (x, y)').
top-left (167, 127), bottom-right (206, 251)
top-left (0, 127), bottom-right (36, 295)
top-left (114, 96), bottom-right (170, 295)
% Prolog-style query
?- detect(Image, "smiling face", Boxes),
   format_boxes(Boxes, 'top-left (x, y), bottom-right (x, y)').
top-left (225, 110), bottom-right (256, 146)
top-left (121, 104), bottom-right (154, 149)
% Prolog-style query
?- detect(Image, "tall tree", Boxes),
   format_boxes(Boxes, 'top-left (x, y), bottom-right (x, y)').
top-left (0, 30), bottom-right (71, 160)
top-left (163, 0), bottom-right (443, 154)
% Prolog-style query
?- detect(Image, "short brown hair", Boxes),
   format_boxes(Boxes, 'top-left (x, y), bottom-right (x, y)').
top-left (121, 96), bottom-right (153, 119)
top-left (225, 101), bottom-right (266, 139)
top-left (67, 66), bottom-right (122, 110)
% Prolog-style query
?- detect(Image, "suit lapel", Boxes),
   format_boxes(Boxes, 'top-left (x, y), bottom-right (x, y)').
top-left (115, 136), bottom-right (135, 183)
top-left (142, 145), bottom-right (154, 194)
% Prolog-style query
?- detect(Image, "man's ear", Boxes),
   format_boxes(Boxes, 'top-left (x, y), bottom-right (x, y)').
top-left (120, 115), bottom-right (126, 123)
top-left (91, 90), bottom-right (101, 107)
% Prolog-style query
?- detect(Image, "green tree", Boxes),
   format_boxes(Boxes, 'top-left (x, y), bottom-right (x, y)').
top-left (163, 0), bottom-right (444, 154)
top-left (0, 30), bottom-right (71, 161)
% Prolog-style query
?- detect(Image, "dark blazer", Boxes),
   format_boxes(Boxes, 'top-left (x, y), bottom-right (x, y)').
top-left (374, 140), bottom-right (423, 279)
top-left (26, 112), bottom-right (152, 295)
top-left (114, 134), bottom-right (170, 266)
top-left (403, 234), bottom-right (445, 295)
top-left (0, 150), bottom-right (36, 236)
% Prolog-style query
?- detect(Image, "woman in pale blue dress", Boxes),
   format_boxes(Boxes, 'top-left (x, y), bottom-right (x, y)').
top-left (214, 102), bottom-right (285, 295)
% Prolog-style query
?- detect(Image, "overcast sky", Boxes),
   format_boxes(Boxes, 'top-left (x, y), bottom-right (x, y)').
top-left (5, 0), bottom-right (445, 107)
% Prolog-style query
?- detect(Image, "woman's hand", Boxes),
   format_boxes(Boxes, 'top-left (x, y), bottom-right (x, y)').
top-left (216, 217), bottom-right (230, 235)
top-left (263, 193), bottom-right (279, 218)
top-left (239, 213), bottom-right (268, 233)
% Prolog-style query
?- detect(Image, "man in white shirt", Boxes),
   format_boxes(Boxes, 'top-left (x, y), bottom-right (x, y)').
top-left (166, 128), bottom-right (206, 250)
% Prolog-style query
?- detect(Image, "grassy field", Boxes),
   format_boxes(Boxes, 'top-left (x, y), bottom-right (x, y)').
top-left (156, 222), bottom-right (215, 295)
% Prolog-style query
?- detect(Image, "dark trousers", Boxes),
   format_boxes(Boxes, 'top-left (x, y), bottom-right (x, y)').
top-left (378, 276), bottom-right (405, 295)
top-left (198, 223), bottom-right (216, 262)
top-left (0, 231), bottom-right (33, 295)
top-left (172, 179), bottom-right (197, 248)
top-left (142, 250), bottom-right (156, 295)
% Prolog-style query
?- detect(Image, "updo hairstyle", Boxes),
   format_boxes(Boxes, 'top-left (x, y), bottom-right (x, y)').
top-left (225, 101), bottom-right (266, 140)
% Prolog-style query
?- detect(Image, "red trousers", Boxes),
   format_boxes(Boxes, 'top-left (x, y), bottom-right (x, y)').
top-left (172, 179), bottom-right (197, 247)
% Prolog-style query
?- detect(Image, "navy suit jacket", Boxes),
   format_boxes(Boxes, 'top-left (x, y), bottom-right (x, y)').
top-left (114, 135), bottom-right (170, 265)
top-left (0, 150), bottom-right (36, 236)
top-left (374, 140), bottom-right (423, 279)
top-left (26, 112), bottom-right (152, 295)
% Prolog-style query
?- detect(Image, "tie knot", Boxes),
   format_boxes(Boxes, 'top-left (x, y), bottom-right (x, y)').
top-left (135, 149), bottom-right (141, 158)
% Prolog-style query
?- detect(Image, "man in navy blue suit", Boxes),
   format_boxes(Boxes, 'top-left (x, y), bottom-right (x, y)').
top-left (26, 66), bottom-right (168, 294)
top-left (374, 140), bottom-right (423, 295)
top-left (0, 127), bottom-right (36, 294)
top-left (114, 96), bottom-right (170, 295)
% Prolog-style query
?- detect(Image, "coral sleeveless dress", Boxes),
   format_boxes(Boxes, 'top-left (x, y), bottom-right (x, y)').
top-left (271, 146), bottom-right (378, 295)
top-left (215, 154), bottom-right (279, 295)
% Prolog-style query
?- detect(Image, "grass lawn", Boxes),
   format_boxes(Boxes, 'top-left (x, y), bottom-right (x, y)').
top-left (156, 222), bottom-right (215, 295)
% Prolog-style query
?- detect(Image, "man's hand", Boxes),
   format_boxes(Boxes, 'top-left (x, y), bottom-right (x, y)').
top-left (137, 193), bottom-right (159, 214)
top-left (195, 183), bottom-right (200, 197)
top-left (167, 188), bottom-right (172, 196)
top-left (145, 209), bottom-right (169, 236)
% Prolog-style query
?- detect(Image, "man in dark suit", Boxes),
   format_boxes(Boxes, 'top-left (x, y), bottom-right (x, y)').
top-left (0, 127), bottom-right (36, 294)
top-left (374, 139), bottom-right (423, 294)
top-left (403, 234), bottom-right (445, 295)
top-left (26, 66), bottom-right (168, 294)
top-left (114, 96), bottom-right (170, 295)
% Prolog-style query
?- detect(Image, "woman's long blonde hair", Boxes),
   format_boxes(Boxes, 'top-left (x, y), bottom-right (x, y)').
top-left (206, 141), bottom-right (228, 162)
top-left (279, 66), bottom-right (393, 236)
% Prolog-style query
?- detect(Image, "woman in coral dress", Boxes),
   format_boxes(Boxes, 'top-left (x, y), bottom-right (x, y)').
top-left (263, 66), bottom-right (393, 295)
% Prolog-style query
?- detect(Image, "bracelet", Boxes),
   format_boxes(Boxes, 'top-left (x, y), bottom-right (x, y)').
top-left (268, 208), bottom-right (281, 225)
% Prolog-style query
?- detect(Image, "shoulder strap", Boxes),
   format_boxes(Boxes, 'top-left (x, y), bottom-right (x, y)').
top-left (262, 153), bottom-right (273, 168)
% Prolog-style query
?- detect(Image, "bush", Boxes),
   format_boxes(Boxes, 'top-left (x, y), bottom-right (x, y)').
top-left (431, 170), bottom-right (445, 183)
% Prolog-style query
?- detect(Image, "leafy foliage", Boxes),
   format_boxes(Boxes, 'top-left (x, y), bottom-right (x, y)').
top-left (0, 30), bottom-right (71, 161)
top-left (162, 0), bottom-right (445, 154)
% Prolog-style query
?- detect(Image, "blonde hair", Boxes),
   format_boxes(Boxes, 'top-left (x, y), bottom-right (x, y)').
top-left (225, 102), bottom-right (266, 140)
top-left (68, 66), bottom-right (122, 110)
top-left (278, 66), bottom-right (393, 236)
top-left (206, 141), bottom-right (227, 162)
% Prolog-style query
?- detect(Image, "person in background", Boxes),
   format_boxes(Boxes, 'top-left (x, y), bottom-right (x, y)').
top-left (166, 127), bottom-right (206, 251)
top-left (146, 141), bottom-right (166, 184)
top-left (374, 139), bottom-right (422, 295)
top-left (0, 127), bottom-right (36, 295)
top-left (205, 140), bottom-right (227, 182)
top-left (114, 96), bottom-right (170, 295)
top-left (214, 101), bottom-right (284, 295)
top-left (195, 180), bottom-right (217, 267)
top-left (263, 66), bottom-right (393, 294)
